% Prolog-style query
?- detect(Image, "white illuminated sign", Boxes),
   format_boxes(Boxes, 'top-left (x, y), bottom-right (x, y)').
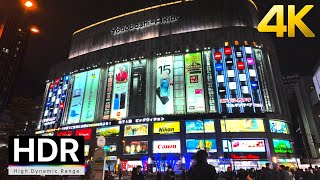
top-left (153, 140), bottom-right (181, 154)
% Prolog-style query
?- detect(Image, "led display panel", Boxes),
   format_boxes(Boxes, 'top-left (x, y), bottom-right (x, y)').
top-left (96, 126), bottom-right (120, 137)
top-left (186, 139), bottom-right (217, 153)
top-left (67, 72), bottom-right (87, 124)
top-left (80, 68), bottom-right (101, 123)
top-left (185, 120), bottom-right (215, 133)
top-left (185, 53), bottom-right (205, 113)
top-left (221, 119), bottom-right (265, 132)
top-left (222, 139), bottom-right (266, 152)
top-left (156, 56), bottom-right (174, 115)
top-left (153, 140), bottom-right (181, 154)
top-left (273, 139), bottom-right (293, 153)
top-left (111, 63), bottom-right (131, 120)
top-left (123, 141), bottom-right (148, 155)
top-left (124, 124), bottom-right (148, 137)
top-left (153, 121), bottom-right (180, 134)
top-left (269, 120), bottom-right (289, 134)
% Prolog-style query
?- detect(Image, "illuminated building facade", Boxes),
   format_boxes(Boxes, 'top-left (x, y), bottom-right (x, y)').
top-left (37, 0), bottom-right (296, 171)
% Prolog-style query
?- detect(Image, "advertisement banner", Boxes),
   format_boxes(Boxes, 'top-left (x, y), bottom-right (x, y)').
top-left (222, 140), bottom-right (266, 152)
top-left (269, 120), bottom-right (289, 134)
top-left (75, 128), bottom-right (92, 140)
top-left (67, 72), bottom-right (88, 124)
top-left (185, 53), bottom-right (205, 113)
top-left (103, 144), bottom-right (117, 153)
top-left (123, 141), bottom-right (148, 155)
top-left (56, 131), bottom-right (73, 136)
top-left (153, 140), bottom-right (181, 154)
top-left (185, 120), bottom-right (215, 133)
top-left (110, 63), bottom-right (131, 120)
top-left (96, 126), bottom-right (120, 137)
top-left (153, 121), bottom-right (180, 134)
top-left (80, 69), bottom-right (101, 123)
top-left (156, 56), bottom-right (174, 115)
top-left (173, 55), bottom-right (186, 114)
top-left (124, 124), bottom-right (148, 137)
top-left (221, 119), bottom-right (265, 132)
top-left (203, 50), bottom-right (217, 113)
top-left (273, 139), bottom-right (293, 153)
top-left (103, 66), bottom-right (114, 120)
top-left (186, 139), bottom-right (217, 153)
top-left (129, 60), bottom-right (147, 116)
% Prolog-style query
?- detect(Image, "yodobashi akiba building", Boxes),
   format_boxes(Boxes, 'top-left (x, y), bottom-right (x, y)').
top-left (36, 0), bottom-right (298, 172)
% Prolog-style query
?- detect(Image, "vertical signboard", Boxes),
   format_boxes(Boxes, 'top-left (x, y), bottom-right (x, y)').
top-left (173, 55), bottom-right (186, 114)
top-left (80, 69), bottom-right (101, 123)
top-left (254, 48), bottom-right (272, 112)
top-left (110, 63), bottom-right (131, 120)
top-left (67, 72), bottom-right (87, 124)
top-left (185, 53), bottom-right (205, 113)
top-left (61, 75), bottom-right (75, 125)
top-left (103, 66), bottom-right (114, 120)
top-left (129, 60), bottom-right (147, 117)
top-left (156, 56), bottom-right (174, 115)
top-left (203, 50), bottom-right (217, 113)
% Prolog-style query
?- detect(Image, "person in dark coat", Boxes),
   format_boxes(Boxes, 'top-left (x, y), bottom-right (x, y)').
top-left (164, 166), bottom-right (175, 180)
top-left (187, 149), bottom-right (217, 180)
top-left (156, 171), bottom-right (162, 180)
top-left (261, 163), bottom-right (275, 180)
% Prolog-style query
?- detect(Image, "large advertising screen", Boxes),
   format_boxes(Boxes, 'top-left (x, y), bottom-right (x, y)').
top-left (123, 141), bottom-right (148, 155)
top-left (96, 126), bottom-right (120, 137)
top-left (221, 119), bottom-right (265, 132)
top-left (124, 124), bottom-right (148, 137)
top-left (153, 121), bottom-right (180, 134)
top-left (80, 69), bottom-right (101, 123)
top-left (222, 139), bottom-right (266, 152)
top-left (269, 120), bottom-right (289, 134)
top-left (173, 55), bottom-right (186, 114)
top-left (185, 53), bottom-right (205, 113)
top-left (103, 66), bottom-right (114, 120)
top-left (111, 62), bottom-right (131, 120)
top-left (186, 139), bottom-right (217, 153)
top-left (185, 120), bottom-right (215, 133)
top-left (156, 56), bottom-right (174, 115)
top-left (153, 140), bottom-right (181, 154)
top-left (273, 139), bottom-right (293, 153)
top-left (67, 72), bottom-right (87, 124)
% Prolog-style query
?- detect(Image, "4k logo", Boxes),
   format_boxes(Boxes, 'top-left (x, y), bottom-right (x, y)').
top-left (258, 5), bottom-right (315, 37)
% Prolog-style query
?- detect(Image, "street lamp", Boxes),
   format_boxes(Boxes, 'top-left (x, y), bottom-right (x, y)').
top-left (24, 1), bottom-right (33, 8)
top-left (30, 26), bottom-right (40, 34)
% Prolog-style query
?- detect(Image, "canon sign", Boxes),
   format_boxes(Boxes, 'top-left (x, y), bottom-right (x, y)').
top-left (153, 140), bottom-right (181, 154)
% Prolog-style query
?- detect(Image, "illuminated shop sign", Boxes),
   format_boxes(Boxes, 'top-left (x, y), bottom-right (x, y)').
top-left (231, 154), bottom-right (260, 160)
top-left (153, 140), bottom-right (181, 154)
top-left (203, 51), bottom-right (217, 113)
top-left (186, 139), bottom-right (217, 153)
top-left (273, 139), bottom-right (293, 153)
top-left (269, 120), bottom-right (289, 134)
top-left (153, 121), bottom-right (180, 134)
top-left (84, 145), bottom-right (90, 156)
top-left (56, 131), bottom-right (73, 136)
top-left (185, 120), bottom-right (215, 133)
top-left (75, 128), bottom-right (92, 140)
top-left (221, 119), bottom-right (265, 132)
top-left (124, 124), bottom-right (148, 137)
top-left (42, 132), bottom-right (54, 136)
top-left (123, 141), bottom-right (148, 155)
top-left (96, 126), bottom-right (120, 137)
top-left (111, 15), bottom-right (179, 35)
top-left (41, 117), bottom-right (57, 126)
top-left (222, 139), bottom-right (266, 152)
top-left (103, 66), bottom-right (114, 120)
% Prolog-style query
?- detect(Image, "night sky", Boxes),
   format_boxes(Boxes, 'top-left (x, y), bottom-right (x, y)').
top-left (3, 0), bottom-right (320, 99)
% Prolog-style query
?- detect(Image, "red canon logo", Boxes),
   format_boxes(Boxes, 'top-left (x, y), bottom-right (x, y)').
top-left (157, 144), bottom-right (176, 149)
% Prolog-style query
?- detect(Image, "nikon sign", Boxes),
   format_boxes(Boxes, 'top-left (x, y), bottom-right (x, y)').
top-left (111, 15), bottom-right (179, 35)
top-left (153, 121), bottom-right (180, 134)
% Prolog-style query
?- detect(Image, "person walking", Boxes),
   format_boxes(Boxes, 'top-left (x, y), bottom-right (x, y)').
top-left (187, 150), bottom-right (217, 180)
top-left (261, 163), bottom-right (275, 180)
